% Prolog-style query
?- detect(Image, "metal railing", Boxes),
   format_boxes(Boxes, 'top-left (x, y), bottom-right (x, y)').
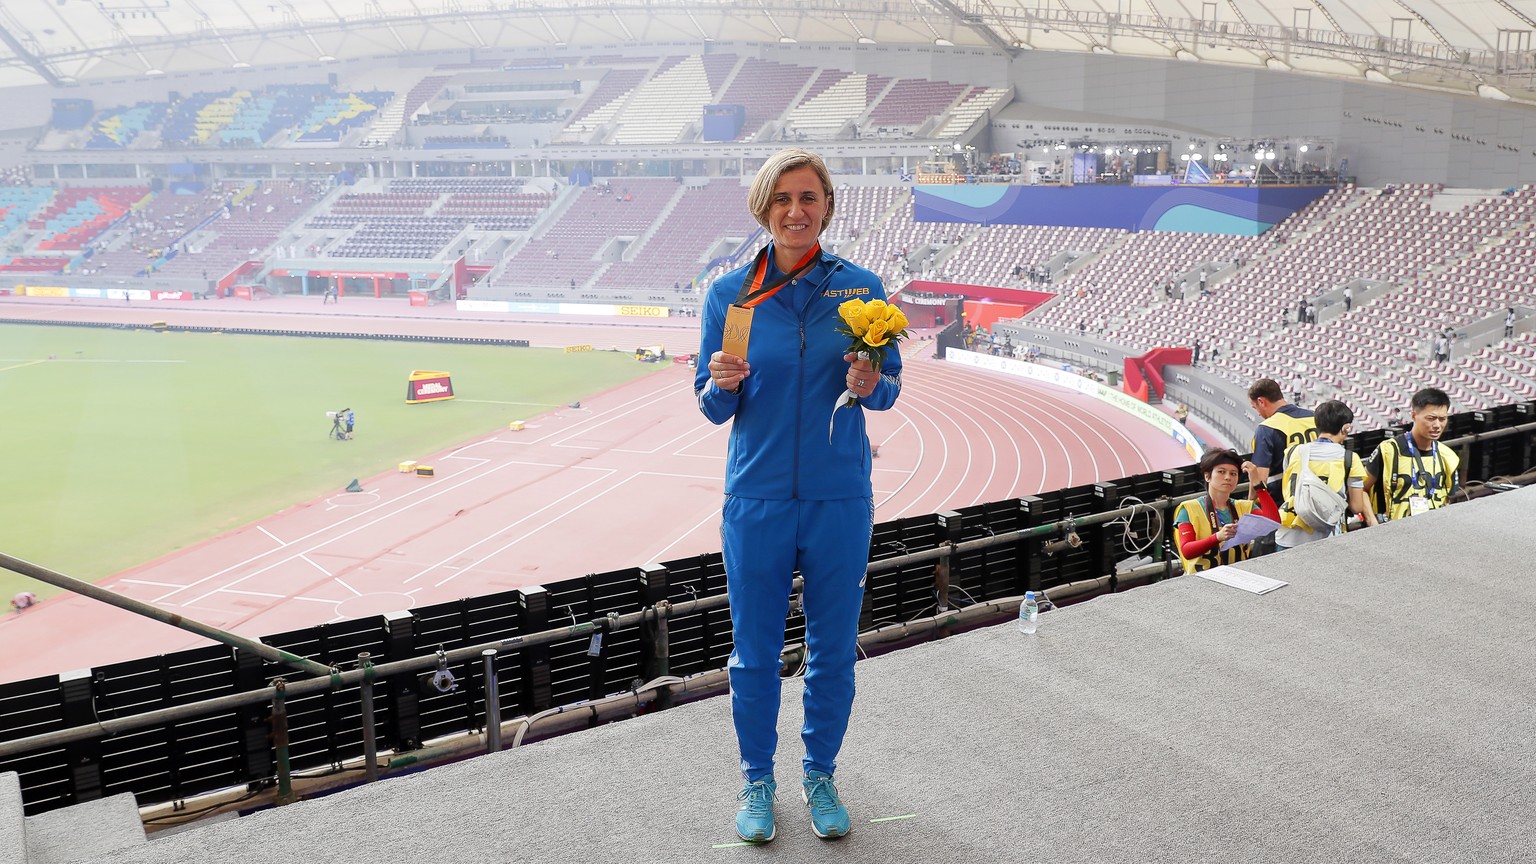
top-left (0, 409), bottom-right (1530, 819)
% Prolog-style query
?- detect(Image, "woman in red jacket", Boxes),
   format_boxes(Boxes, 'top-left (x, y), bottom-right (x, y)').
top-left (1173, 448), bottom-right (1280, 574)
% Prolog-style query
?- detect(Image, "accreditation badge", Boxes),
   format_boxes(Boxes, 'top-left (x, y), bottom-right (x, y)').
top-left (1408, 495), bottom-right (1431, 516)
top-left (722, 304), bottom-right (753, 360)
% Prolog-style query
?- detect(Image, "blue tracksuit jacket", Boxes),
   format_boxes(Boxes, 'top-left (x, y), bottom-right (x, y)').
top-left (694, 246), bottom-right (903, 498)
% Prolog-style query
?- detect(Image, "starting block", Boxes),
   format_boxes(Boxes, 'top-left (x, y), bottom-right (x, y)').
top-left (508, 420), bottom-right (525, 431)
top-left (415, 466), bottom-right (435, 477)
top-left (398, 460), bottom-right (419, 474)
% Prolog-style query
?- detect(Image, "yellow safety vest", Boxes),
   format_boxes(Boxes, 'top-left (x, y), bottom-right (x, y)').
top-left (1174, 496), bottom-right (1260, 575)
top-left (1252, 409), bottom-right (1319, 455)
top-left (1371, 435), bottom-right (1460, 521)
top-left (1278, 443), bottom-right (1361, 533)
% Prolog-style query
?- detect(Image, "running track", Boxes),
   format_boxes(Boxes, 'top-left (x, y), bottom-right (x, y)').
top-left (0, 301), bottom-right (1193, 681)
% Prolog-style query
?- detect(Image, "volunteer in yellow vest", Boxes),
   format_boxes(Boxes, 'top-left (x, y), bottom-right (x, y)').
top-left (1173, 448), bottom-right (1280, 574)
top-left (1363, 387), bottom-right (1460, 521)
top-left (1274, 399), bottom-right (1378, 551)
top-left (1247, 377), bottom-right (1318, 502)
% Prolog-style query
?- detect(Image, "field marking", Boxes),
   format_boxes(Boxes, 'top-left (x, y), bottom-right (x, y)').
top-left (411, 468), bottom-right (621, 587)
top-left (155, 457), bottom-right (588, 604)
top-left (458, 399), bottom-right (561, 407)
top-left (0, 359), bottom-right (46, 373)
top-left (298, 554), bottom-right (331, 577)
top-left (258, 526), bottom-right (286, 546)
top-left (0, 357), bottom-right (185, 365)
top-left (645, 507), bottom-right (724, 564)
top-left (221, 588), bottom-right (285, 599)
top-left (117, 578), bottom-right (189, 589)
top-left (335, 577), bottom-right (361, 597)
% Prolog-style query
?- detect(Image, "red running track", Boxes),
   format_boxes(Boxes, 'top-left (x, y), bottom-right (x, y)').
top-left (0, 306), bottom-right (1193, 682)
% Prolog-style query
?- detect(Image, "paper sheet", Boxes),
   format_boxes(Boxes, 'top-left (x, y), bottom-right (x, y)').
top-left (1219, 512), bottom-right (1281, 552)
top-left (1196, 566), bottom-right (1288, 595)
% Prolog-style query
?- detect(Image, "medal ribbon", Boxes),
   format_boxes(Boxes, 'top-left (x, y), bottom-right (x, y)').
top-left (734, 244), bottom-right (821, 309)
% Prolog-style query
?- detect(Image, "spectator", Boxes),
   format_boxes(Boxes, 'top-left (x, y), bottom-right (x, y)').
top-left (1363, 387), bottom-right (1459, 522)
top-left (1173, 448), bottom-right (1279, 574)
top-left (1198, 269), bottom-right (1209, 296)
top-left (1297, 297), bottom-right (1307, 325)
top-left (1192, 339), bottom-right (1202, 367)
top-left (1432, 333), bottom-right (1449, 365)
top-left (1247, 378), bottom-right (1317, 557)
top-left (1506, 307), bottom-right (1517, 339)
top-left (1176, 402), bottom-right (1190, 425)
top-left (1343, 284), bottom-right (1353, 312)
top-left (1305, 301), bottom-right (1317, 326)
top-left (1272, 399), bottom-right (1377, 551)
top-left (1289, 371), bottom-right (1304, 403)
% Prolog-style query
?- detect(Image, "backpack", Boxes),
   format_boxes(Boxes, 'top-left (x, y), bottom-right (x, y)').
top-left (1289, 442), bottom-right (1349, 531)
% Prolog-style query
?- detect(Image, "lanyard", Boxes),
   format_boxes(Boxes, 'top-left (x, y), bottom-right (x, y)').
top-left (1202, 496), bottom-right (1232, 534)
top-left (733, 244), bottom-right (821, 309)
top-left (1403, 434), bottom-right (1438, 498)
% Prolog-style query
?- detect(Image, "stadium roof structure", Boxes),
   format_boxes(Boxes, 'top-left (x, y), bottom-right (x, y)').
top-left (1, 0), bottom-right (1534, 99)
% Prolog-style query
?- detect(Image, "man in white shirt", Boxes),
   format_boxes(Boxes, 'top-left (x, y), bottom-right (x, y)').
top-left (1274, 400), bottom-right (1377, 550)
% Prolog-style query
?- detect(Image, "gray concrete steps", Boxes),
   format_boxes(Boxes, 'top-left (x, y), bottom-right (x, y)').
top-left (2, 778), bottom-right (148, 864)
top-left (1, 773), bottom-right (24, 864)
top-left (24, 793), bottom-right (145, 864)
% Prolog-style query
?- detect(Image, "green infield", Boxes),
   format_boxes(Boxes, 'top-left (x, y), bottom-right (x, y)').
top-left (0, 324), bottom-right (672, 602)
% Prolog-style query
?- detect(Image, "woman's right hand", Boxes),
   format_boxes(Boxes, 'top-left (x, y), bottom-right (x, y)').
top-left (709, 351), bottom-right (749, 393)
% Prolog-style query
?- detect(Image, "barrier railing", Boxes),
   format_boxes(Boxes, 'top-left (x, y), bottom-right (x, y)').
top-left (1, 406), bottom-right (1531, 818)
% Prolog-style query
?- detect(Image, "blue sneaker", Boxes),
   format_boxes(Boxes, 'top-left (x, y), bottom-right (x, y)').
top-left (735, 778), bottom-right (777, 843)
top-left (801, 771), bottom-right (851, 839)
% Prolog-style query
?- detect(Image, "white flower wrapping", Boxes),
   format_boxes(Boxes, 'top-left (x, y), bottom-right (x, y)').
top-left (828, 351), bottom-right (871, 441)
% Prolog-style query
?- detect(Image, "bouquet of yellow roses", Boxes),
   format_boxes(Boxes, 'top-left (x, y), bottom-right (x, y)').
top-left (831, 299), bottom-right (909, 428)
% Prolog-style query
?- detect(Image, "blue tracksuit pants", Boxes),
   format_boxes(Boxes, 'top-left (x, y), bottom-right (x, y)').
top-left (722, 495), bottom-right (872, 782)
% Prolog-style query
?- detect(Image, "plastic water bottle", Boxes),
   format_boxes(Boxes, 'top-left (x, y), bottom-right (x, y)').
top-left (1018, 591), bottom-right (1039, 635)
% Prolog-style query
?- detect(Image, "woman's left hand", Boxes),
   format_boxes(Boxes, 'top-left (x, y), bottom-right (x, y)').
top-left (844, 353), bottom-right (876, 398)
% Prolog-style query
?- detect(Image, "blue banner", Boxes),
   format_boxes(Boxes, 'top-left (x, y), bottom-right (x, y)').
top-left (912, 184), bottom-right (1331, 235)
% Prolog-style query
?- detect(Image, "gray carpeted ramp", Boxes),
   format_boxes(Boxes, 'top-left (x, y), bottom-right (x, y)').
top-left (24, 794), bottom-right (145, 864)
top-left (117, 488), bottom-right (1536, 864)
top-left (1, 773), bottom-right (24, 864)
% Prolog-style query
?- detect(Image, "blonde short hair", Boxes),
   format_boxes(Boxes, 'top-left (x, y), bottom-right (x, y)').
top-left (747, 148), bottom-right (836, 234)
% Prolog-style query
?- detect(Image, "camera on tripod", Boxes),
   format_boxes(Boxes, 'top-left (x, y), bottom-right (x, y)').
top-left (327, 408), bottom-right (353, 441)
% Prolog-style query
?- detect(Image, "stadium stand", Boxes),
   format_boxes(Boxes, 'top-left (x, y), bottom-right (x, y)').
top-left (593, 179), bottom-right (755, 291)
top-left (153, 181), bottom-right (324, 279)
top-left (609, 55), bottom-right (713, 145)
top-left (865, 78), bottom-right (969, 132)
top-left (484, 179), bottom-right (679, 291)
top-left (30, 187), bottom-right (145, 252)
top-left (561, 68), bottom-right (648, 141)
top-left (714, 58), bottom-right (817, 142)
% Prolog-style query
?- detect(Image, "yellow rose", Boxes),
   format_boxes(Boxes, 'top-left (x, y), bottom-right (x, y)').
top-left (863, 319), bottom-right (891, 348)
top-left (884, 305), bottom-right (908, 333)
top-left (838, 299), bottom-right (869, 336)
top-left (864, 299), bottom-right (887, 322)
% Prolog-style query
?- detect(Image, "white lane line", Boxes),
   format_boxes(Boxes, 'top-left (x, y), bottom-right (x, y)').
top-left (216, 588), bottom-right (286, 599)
top-left (335, 577), bottom-right (362, 597)
top-left (0, 357), bottom-right (186, 364)
top-left (258, 526), bottom-right (286, 546)
top-left (645, 507), bottom-right (724, 564)
top-left (298, 554), bottom-right (332, 577)
top-left (117, 579), bottom-right (188, 588)
top-left (156, 457), bottom-right (577, 603)
top-left (429, 471), bottom-right (625, 589)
